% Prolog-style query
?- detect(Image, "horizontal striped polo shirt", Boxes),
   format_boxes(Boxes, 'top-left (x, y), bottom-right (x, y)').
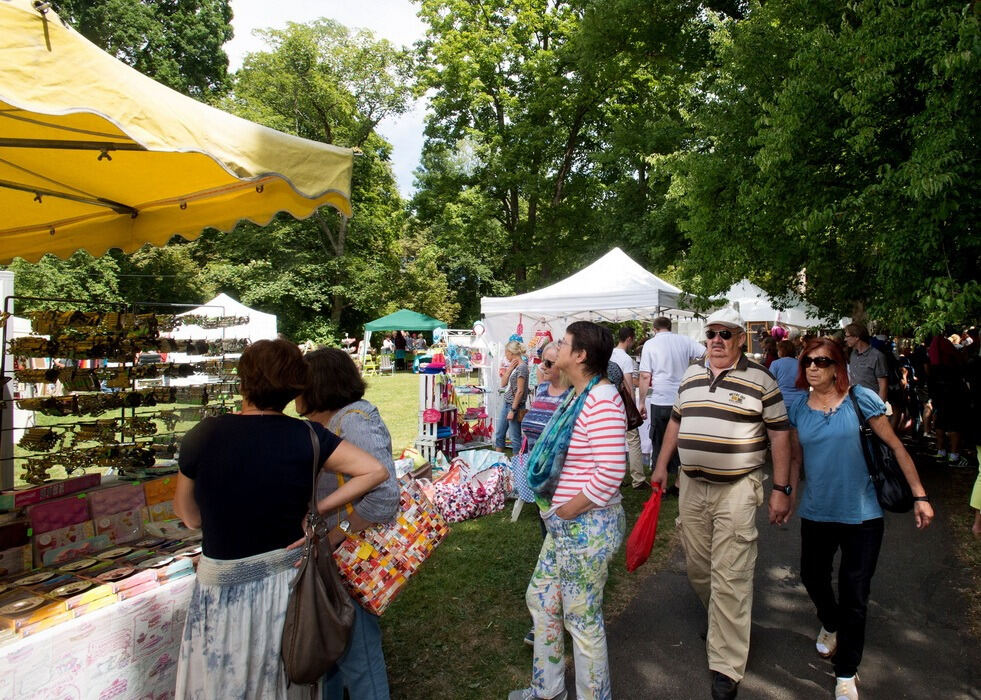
top-left (671, 354), bottom-right (789, 483)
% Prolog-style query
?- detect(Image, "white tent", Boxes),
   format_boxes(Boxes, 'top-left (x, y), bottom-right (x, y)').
top-left (479, 248), bottom-right (695, 444)
top-left (723, 279), bottom-right (827, 329)
top-left (480, 247), bottom-right (693, 344)
top-left (163, 293), bottom-right (278, 375)
top-left (169, 293), bottom-right (277, 343)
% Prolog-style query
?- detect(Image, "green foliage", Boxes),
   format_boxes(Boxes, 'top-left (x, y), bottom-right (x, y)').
top-left (53, 0), bottom-right (234, 99)
top-left (665, 0), bottom-right (980, 332)
top-left (110, 243), bottom-right (209, 306)
top-left (413, 0), bottom-right (706, 293)
top-left (7, 252), bottom-right (122, 312)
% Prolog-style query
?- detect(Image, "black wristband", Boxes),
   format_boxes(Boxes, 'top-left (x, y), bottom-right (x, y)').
top-left (913, 495), bottom-right (929, 502)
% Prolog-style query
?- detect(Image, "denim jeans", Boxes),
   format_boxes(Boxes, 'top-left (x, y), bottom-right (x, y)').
top-left (322, 598), bottom-right (390, 700)
top-left (494, 400), bottom-right (522, 450)
top-left (799, 517), bottom-right (885, 678)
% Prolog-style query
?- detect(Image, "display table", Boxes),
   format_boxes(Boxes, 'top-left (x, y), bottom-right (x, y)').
top-left (0, 575), bottom-right (195, 699)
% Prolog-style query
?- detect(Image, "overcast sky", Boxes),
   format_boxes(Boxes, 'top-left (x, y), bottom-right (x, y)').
top-left (226, 1), bottom-right (427, 198)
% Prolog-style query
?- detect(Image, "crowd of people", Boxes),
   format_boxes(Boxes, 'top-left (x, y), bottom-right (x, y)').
top-left (503, 313), bottom-right (947, 700)
top-left (168, 312), bottom-right (973, 700)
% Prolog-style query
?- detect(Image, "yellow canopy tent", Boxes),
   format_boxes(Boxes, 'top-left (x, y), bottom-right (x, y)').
top-left (0, 0), bottom-right (354, 264)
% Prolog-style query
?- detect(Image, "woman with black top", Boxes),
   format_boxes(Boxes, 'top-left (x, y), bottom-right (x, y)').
top-left (174, 339), bottom-right (387, 699)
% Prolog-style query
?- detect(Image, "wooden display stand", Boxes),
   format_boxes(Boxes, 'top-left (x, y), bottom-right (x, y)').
top-left (414, 373), bottom-right (457, 462)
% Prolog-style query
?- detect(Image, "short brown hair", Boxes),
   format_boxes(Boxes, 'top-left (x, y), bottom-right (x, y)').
top-left (566, 321), bottom-right (613, 377)
top-left (653, 316), bottom-right (672, 331)
top-left (844, 322), bottom-right (870, 342)
top-left (777, 340), bottom-right (796, 358)
top-left (238, 339), bottom-right (309, 411)
top-left (299, 348), bottom-right (366, 413)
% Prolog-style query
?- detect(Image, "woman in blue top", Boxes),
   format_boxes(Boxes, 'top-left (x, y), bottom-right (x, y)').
top-left (787, 337), bottom-right (933, 700)
top-left (769, 339), bottom-right (807, 407)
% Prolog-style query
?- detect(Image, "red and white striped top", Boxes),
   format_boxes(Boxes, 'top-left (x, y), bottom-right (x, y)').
top-left (552, 383), bottom-right (626, 507)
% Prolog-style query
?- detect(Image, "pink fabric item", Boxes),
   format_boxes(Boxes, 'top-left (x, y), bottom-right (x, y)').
top-left (432, 467), bottom-right (513, 523)
top-left (28, 496), bottom-right (90, 534)
top-left (88, 484), bottom-right (146, 519)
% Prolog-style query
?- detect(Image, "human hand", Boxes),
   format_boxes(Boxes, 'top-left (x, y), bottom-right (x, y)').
top-left (768, 491), bottom-right (792, 525)
top-left (914, 500), bottom-right (934, 529)
top-left (650, 467), bottom-right (669, 492)
top-left (639, 403), bottom-right (647, 420)
top-left (507, 409), bottom-right (515, 420)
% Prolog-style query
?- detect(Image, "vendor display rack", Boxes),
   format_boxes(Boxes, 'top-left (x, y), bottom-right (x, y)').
top-left (0, 295), bottom-right (244, 641)
top-left (414, 371), bottom-right (491, 463)
top-left (1, 295), bottom-right (245, 487)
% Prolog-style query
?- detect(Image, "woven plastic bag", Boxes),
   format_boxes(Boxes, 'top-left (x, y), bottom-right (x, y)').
top-left (625, 484), bottom-right (663, 572)
top-left (332, 477), bottom-right (450, 616)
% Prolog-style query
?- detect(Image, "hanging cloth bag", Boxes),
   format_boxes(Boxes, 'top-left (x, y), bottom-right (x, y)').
top-left (281, 423), bottom-right (355, 686)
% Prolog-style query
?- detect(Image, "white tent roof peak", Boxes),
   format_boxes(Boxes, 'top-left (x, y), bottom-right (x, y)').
top-left (481, 247), bottom-right (683, 319)
top-left (170, 293), bottom-right (278, 341)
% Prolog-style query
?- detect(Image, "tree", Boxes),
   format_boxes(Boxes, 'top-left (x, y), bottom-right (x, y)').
top-left (53, 0), bottom-right (234, 99)
top-left (665, 0), bottom-right (980, 331)
top-left (413, 0), bottom-right (711, 300)
top-left (8, 252), bottom-right (122, 312)
top-left (217, 20), bottom-right (426, 333)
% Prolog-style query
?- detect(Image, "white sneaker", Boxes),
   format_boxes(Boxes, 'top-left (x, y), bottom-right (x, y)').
top-left (816, 626), bottom-right (837, 657)
top-left (507, 689), bottom-right (567, 700)
top-left (835, 675), bottom-right (858, 700)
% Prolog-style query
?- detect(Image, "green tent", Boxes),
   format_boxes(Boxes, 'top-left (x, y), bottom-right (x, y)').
top-left (363, 309), bottom-right (446, 332)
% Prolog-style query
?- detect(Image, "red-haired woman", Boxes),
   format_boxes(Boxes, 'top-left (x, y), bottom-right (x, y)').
top-left (786, 337), bottom-right (933, 700)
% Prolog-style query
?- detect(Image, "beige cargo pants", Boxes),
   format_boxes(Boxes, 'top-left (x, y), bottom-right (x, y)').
top-left (678, 469), bottom-right (764, 682)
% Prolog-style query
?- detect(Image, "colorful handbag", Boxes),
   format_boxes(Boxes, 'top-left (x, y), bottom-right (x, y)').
top-left (432, 465), bottom-right (513, 523)
top-left (332, 477), bottom-right (450, 615)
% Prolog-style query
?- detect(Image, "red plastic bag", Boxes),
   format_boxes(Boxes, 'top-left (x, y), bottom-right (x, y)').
top-left (625, 484), bottom-right (663, 572)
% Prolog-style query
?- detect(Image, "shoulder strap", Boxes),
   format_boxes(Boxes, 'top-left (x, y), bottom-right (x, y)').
top-left (847, 387), bottom-right (876, 477)
top-left (327, 406), bottom-right (372, 437)
top-left (305, 421), bottom-right (320, 514)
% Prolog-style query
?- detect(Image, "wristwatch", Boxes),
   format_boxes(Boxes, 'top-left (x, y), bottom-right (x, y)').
top-left (772, 483), bottom-right (792, 496)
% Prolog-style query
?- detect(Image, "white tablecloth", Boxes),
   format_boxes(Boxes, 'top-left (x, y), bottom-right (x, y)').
top-left (0, 576), bottom-right (195, 699)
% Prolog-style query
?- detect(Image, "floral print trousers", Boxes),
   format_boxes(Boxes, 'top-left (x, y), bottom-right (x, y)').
top-left (526, 503), bottom-right (626, 700)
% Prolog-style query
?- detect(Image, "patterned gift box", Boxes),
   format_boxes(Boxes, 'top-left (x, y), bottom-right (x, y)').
top-left (88, 484), bottom-right (146, 519)
top-left (332, 477), bottom-right (449, 616)
top-left (142, 476), bottom-right (177, 506)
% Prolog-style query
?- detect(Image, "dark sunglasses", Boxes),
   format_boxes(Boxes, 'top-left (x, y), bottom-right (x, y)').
top-left (705, 329), bottom-right (734, 340)
top-left (802, 356), bottom-right (836, 368)
top-left (542, 359), bottom-right (555, 369)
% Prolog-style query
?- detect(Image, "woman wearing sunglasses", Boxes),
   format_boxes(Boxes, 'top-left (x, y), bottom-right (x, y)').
top-left (787, 337), bottom-right (933, 700)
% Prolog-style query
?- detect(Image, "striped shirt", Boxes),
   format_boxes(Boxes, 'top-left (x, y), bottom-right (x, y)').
top-left (671, 355), bottom-right (789, 483)
top-left (552, 383), bottom-right (626, 507)
top-left (521, 382), bottom-right (571, 449)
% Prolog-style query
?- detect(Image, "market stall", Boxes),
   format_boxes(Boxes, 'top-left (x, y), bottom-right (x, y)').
top-left (0, 2), bottom-right (356, 694)
top-left (480, 247), bottom-right (697, 432)
top-left (359, 309), bottom-right (447, 368)
top-left (722, 279), bottom-right (831, 352)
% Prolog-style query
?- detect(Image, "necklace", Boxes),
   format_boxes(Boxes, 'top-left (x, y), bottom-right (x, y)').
top-left (811, 390), bottom-right (843, 415)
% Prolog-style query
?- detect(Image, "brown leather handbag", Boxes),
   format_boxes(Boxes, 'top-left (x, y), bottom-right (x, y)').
top-left (618, 384), bottom-right (644, 431)
top-left (281, 423), bottom-right (355, 686)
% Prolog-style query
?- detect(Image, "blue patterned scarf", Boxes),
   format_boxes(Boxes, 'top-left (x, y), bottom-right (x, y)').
top-left (526, 375), bottom-right (600, 509)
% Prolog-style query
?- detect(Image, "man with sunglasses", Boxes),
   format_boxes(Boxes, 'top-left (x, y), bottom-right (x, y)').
top-left (651, 307), bottom-right (792, 700)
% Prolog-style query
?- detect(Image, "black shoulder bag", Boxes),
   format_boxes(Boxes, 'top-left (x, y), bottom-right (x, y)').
top-left (281, 422), bottom-right (355, 686)
top-left (847, 387), bottom-right (914, 513)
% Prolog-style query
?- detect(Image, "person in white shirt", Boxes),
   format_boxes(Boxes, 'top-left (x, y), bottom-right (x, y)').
top-left (610, 326), bottom-right (645, 488)
top-left (637, 317), bottom-right (705, 494)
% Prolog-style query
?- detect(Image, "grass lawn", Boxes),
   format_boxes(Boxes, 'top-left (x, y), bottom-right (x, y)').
top-left (365, 371), bottom-right (679, 699)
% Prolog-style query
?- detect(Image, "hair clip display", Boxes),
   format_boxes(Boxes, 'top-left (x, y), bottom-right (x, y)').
top-left (7, 302), bottom-right (245, 487)
top-left (18, 427), bottom-right (62, 452)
